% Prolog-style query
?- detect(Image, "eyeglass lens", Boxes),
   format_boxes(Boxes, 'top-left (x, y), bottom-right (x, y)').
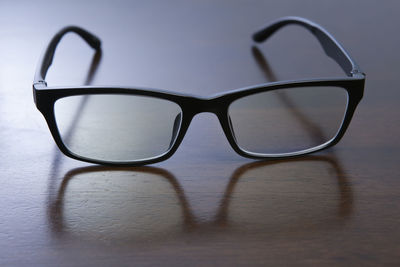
top-left (228, 86), bottom-right (348, 155)
top-left (54, 94), bottom-right (182, 162)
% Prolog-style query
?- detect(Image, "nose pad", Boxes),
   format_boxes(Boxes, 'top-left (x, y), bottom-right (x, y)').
top-left (228, 115), bottom-right (237, 142)
top-left (169, 113), bottom-right (182, 149)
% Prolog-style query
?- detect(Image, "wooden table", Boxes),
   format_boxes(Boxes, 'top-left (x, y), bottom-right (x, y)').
top-left (0, 1), bottom-right (399, 266)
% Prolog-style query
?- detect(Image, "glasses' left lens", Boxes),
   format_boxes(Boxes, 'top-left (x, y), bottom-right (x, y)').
top-left (54, 94), bottom-right (182, 162)
top-left (228, 86), bottom-right (348, 156)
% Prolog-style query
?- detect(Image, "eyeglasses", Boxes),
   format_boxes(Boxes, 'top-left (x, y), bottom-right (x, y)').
top-left (33, 16), bottom-right (365, 166)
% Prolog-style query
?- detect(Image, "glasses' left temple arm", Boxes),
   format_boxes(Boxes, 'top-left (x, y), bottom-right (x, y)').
top-left (34, 26), bottom-right (101, 85)
top-left (253, 16), bottom-right (364, 78)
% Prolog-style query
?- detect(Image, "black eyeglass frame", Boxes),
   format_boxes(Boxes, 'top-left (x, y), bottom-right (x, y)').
top-left (33, 16), bottom-right (365, 166)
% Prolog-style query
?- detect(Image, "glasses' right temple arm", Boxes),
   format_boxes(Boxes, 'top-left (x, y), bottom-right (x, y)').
top-left (34, 26), bottom-right (101, 85)
top-left (253, 17), bottom-right (363, 77)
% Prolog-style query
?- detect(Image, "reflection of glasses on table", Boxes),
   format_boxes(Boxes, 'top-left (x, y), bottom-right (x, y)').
top-left (48, 156), bottom-right (352, 240)
top-left (33, 16), bottom-right (365, 166)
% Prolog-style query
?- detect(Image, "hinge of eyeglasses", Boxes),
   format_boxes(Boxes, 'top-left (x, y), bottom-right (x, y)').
top-left (351, 69), bottom-right (365, 78)
top-left (33, 80), bottom-right (48, 87)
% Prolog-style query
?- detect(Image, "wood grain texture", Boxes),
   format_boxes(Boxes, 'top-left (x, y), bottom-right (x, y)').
top-left (0, 0), bottom-right (399, 266)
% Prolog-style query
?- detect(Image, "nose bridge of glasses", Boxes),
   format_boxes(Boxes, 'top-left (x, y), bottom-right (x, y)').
top-left (188, 97), bottom-right (222, 115)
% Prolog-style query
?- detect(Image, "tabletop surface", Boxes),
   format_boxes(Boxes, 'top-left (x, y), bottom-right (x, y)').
top-left (1, 0), bottom-right (399, 266)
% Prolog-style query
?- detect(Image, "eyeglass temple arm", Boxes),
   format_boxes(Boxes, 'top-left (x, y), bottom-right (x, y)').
top-left (253, 16), bottom-right (363, 77)
top-left (34, 26), bottom-right (101, 85)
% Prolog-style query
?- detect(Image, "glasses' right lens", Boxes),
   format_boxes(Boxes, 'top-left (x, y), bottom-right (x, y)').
top-left (54, 94), bottom-right (182, 162)
top-left (228, 86), bottom-right (348, 156)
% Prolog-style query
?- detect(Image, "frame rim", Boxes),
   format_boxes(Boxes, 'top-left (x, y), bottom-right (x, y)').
top-left (34, 76), bottom-right (364, 166)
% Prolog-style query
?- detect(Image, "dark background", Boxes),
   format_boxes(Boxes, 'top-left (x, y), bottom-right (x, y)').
top-left (0, 0), bottom-right (399, 266)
